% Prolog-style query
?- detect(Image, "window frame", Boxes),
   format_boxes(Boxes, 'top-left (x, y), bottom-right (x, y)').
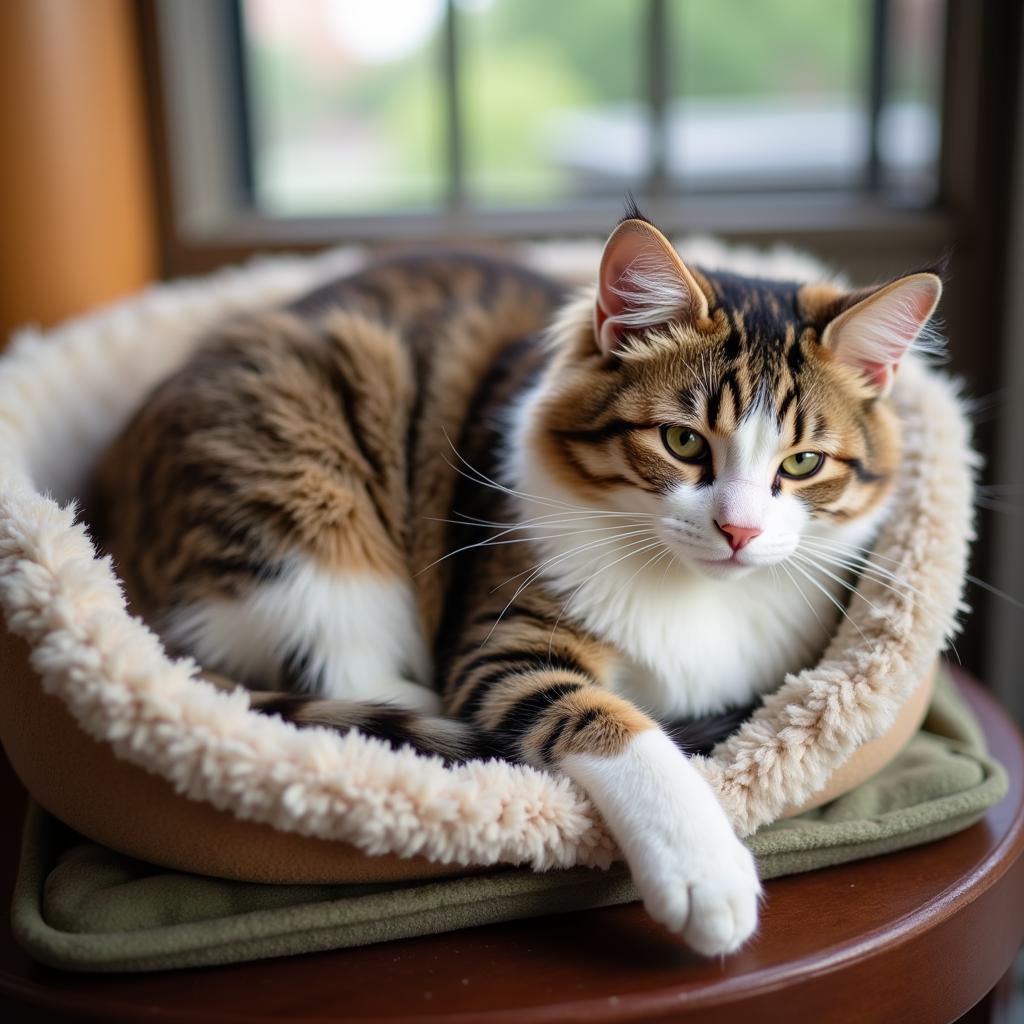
top-left (139, 0), bottom-right (953, 278)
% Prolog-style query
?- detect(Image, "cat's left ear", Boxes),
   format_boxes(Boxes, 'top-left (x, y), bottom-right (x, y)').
top-left (822, 273), bottom-right (942, 397)
top-left (594, 218), bottom-right (709, 354)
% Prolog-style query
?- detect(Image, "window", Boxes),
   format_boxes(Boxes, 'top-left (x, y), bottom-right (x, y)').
top-left (237, 0), bottom-right (944, 215)
top-left (242, 0), bottom-right (448, 215)
top-left (147, 0), bottom-right (948, 267)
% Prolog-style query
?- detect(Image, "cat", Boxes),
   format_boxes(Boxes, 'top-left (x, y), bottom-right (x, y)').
top-left (92, 209), bottom-right (942, 955)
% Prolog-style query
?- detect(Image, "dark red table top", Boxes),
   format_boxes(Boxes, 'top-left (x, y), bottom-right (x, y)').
top-left (0, 667), bottom-right (1021, 1024)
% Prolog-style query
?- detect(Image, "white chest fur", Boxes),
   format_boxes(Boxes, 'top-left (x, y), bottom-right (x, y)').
top-left (606, 568), bottom-right (834, 718)
top-left (531, 524), bottom-right (841, 718)
top-left (505, 389), bottom-right (883, 721)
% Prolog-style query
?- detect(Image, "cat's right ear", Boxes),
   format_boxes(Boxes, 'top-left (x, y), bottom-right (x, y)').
top-left (821, 273), bottom-right (943, 397)
top-left (594, 219), bottom-right (709, 355)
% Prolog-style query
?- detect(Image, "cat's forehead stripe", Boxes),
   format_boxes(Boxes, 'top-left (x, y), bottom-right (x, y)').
top-left (675, 270), bottom-right (834, 438)
top-left (705, 270), bottom-right (806, 338)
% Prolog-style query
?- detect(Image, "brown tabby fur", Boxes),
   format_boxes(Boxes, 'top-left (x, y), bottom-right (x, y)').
top-left (93, 240), bottom-right (905, 766)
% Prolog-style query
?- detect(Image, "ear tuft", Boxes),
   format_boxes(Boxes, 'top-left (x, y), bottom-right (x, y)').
top-left (822, 273), bottom-right (942, 397)
top-left (620, 190), bottom-right (652, 226)
top-left (594, 219), bottom-right (709, 355)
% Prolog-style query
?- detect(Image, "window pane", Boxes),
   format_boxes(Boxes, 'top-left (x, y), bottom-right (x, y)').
top-left (670, 0), bottom-right (869, 190)
top-left (237, 0), bottom-right (944, 216)
top-left (241, 0), bottom-right (445, 215)
top-left (459, 0), bottom-right (644, 206)
top-left (879, 0), bottom-right (944, 197)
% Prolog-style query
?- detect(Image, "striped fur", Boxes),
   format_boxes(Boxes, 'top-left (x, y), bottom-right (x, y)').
top-left (251, 693), bottom-right (481, 763)
top-left (92, 223), bottom-right (942, 951)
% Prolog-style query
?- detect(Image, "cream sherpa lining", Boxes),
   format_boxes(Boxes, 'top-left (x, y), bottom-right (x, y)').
top-left (0, 244), bottom-right (974, 870)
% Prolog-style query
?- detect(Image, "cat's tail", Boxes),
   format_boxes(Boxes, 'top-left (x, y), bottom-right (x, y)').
top-left (248, 692), bottom-right (484, 763)
top-left (196, 671), bottom-right (486, 762)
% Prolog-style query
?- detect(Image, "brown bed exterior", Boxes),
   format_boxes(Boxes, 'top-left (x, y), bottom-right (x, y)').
top-left (0, 625), bottom-right (936, 885)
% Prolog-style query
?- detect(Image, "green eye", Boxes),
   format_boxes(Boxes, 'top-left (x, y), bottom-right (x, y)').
top-left (779, 451), bottom-right (824, 479)
top-left (662, 426), bottom-right (709, 463)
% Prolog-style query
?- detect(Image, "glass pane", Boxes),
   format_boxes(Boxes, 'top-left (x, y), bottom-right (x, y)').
top-left (459, 0), bottom-right (644, 206)
top-left (670, 0), bottom-right (870, 190)
top-left (241, 0), bottom-right (445, 215)
top-left (879, 0), bottom-right (945, 197)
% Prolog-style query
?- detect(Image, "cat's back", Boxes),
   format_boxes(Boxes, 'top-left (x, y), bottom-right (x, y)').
top-left (93, 250), bottom-right (564, 633)
top-left (288, 248), bottom-right (563, 327)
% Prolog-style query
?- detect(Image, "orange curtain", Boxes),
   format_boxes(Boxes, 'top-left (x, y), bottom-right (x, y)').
top-left (0, 0), bottom-right (157, 344)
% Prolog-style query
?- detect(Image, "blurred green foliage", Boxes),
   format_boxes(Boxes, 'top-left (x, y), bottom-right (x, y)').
top-left (674, 0), bottom-right (863, 97)
top-left (244, 0), bottom-right (874, 210)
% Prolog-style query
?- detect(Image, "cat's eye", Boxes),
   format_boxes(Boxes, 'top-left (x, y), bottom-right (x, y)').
top-left (779, 451), bottom-right (825, 479)
top-left (661, 426), bottom-right (709, 463)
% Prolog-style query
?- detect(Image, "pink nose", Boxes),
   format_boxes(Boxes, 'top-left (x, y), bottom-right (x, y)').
top-left (716, 522), bottom-right (762, 552)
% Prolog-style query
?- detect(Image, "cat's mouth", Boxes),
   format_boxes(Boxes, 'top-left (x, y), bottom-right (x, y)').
top-left (692, 554), bottom-right (756, 578)
top-left (688, 544), bottom-right (798, 578)
top-left (698, 553), bottom-right (746, 567)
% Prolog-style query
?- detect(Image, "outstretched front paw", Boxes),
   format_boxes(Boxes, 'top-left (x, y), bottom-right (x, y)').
top-left (565, 728), bottom-right (761, 956)
top-left (635, 815), bottom-right (760, 955)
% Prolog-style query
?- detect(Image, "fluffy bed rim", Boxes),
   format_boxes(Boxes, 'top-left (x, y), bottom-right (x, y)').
top-left (0, 244), bottom-right (975, 870)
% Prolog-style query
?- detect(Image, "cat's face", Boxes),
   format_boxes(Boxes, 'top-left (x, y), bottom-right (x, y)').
top-left (531, 218), bottom-right (941, 580)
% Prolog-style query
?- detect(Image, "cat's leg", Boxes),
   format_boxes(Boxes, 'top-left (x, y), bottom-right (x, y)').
top-left (563, 730), bottom-right (760, 954)
top-left (162, 555), bottom-right (438, 713)
top-left (447, 604), bottom-right (760, 955)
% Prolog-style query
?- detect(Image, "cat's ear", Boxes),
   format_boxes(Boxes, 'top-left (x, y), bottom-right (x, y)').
top-left (594, 219), bottom-right (709, 354)
top-left (822, 273), bottom-right (942, 397)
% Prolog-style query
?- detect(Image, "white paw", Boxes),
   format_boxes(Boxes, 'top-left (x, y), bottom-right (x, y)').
top-left (634, 819), bottom-right (760, 955)
top-left (564, 729), bottom-right (761, 956)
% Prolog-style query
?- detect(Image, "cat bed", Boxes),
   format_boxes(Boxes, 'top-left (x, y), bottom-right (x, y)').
top-left (0, 243), bottom-right (976, 887)
top-left (10, 669), bottom-right (1008, 972)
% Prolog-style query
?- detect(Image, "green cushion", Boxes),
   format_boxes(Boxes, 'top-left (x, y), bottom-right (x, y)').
top-left (10, 668), bottom-right (1008, 973)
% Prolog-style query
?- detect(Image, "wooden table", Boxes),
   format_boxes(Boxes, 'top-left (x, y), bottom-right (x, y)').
top-left (0, 668), bottom-right (1021, 1024)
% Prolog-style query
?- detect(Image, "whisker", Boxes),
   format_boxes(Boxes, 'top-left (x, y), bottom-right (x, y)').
top-left (977, 483), bottom-right (1024, 496)
top-left (492, 527), bottom-right (657, 593)
top-left (964, 573), bottom-right (1024, 612)
top-left (440, 427), bottom-right (576, 510)
top-left (546, 539), bottom-right (669, 656)
top-left (425, 509), bottom-right (656, 537)
top-left (785, 558), bottom-right (868, 643)
top-left (778, 560), bottom-right (831, 638)
top-left (658, 546), bottom-right (677, 585)
top-left (804, 536), bottom-right (1022, 620)
top-left (800, 542), bottom-right (929, 595)
top-left (796, 548), bottom-right (966, 661)
top-left (415, 520), bottom-right (650, 576)
top-left (805, 560), bottom-right (935, 612)
top-left (792, 549), bottom-right (963, 661)
top-left (619, 540), bottom-right (673, 593)
top-left (439, 430), bottom-right (660, 522)
top-left (974, 497), bottom-right (1023, 516)
top-left (790, 552), bottom-right (893, 622)
top-left (486, 530), bottom-right (656, 615)
top-left (484, 532), bottom-right (659, 646)
top-left (440, 452), bottom-right (571, 515)
top-left (801, 536), bottom-right (910, 571)
top-left (459, 507), bottom-right (659, 528)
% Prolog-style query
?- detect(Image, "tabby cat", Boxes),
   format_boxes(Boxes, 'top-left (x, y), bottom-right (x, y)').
top-left (93, 211), bottom-right (942, 955)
